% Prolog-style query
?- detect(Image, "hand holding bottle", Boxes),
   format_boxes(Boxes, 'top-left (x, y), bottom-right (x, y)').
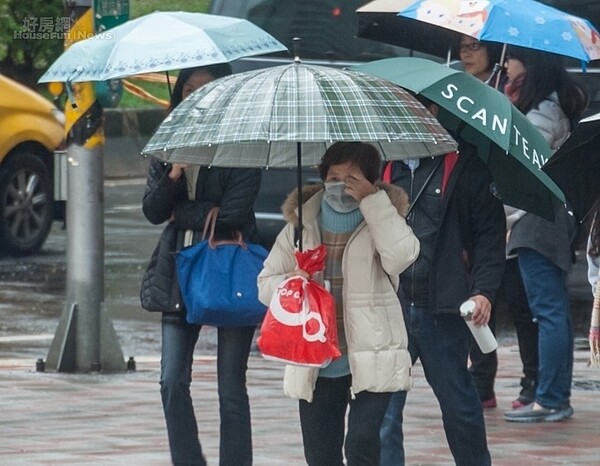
top-left (461, 300), bottom-right (498, 354)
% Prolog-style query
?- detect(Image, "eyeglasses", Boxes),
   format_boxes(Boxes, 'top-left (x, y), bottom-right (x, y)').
top-left (460, 42), bottom-right (484, 52)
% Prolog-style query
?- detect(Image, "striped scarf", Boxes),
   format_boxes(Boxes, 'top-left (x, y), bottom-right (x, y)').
top-left (318, 200), bottom-right (364, 377)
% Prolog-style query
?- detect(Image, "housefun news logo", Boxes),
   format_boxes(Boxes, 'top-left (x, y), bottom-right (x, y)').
top-left (13, 17), bottom-right (113, 40)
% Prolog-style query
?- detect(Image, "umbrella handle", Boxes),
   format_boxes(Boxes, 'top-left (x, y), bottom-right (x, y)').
top-left (487, 44), bottom-right (508, 90)
top-left (66, 82), bottom-right (78, 109)
top-left (165, 71), bottom-right (172, 101)
top-left (293, 37), bottom-right (301, 64)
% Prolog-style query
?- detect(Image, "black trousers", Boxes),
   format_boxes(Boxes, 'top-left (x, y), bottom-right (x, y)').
top-left (299, 375), bottom-right (391, 466)
top-left (470, 258), bottom-right (538, 399)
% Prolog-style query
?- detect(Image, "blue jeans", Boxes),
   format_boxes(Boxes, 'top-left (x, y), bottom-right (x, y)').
top-left (517, 247), bottom-right (573, 409)
top-left (299, 375), bottom-right (391, 466)
top-left (160, 315), bottom-right (256, 466)
top-left (380, 307), bottom-right (491, 466)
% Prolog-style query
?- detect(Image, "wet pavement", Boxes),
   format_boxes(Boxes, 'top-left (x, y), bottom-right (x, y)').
top-left (1, 345), bottom-right (599, 465)
top-left (0, 179), bottom-right (194, 362)
top-left (1, 179), bottom-right (600, 464)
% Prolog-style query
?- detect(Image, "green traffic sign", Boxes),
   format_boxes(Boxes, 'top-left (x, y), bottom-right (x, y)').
top-left (93, 0), bottom-right (129, 33)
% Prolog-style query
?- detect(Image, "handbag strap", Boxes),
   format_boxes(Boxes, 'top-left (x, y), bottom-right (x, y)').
top-left (183, 165), bottom-right (201, 247)
top-left (184, 168), bottom-right (245, 249)
top-left (202, 207), bottom-right (245, 249)
top-left (202, 206), bottom-right (219, 240)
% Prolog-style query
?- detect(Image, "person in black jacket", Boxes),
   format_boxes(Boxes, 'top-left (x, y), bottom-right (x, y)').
top-left (379, 100), bottom-right (506, 466)
top-left (141, 64), bottom-right (262, 466)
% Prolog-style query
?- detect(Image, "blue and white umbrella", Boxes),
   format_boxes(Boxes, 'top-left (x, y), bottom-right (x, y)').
top-left (38, 11), bottom-right (287, 83)
top-left (398, 0), bottom-right (600, 62)
top-left (358, 0), bottom-right (600, 62)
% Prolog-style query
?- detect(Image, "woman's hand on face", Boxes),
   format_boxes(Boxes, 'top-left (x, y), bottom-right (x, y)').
top-left (168, 163), bottom-right (189, 182)
top-left (344, 174), bottom-right (378, 201)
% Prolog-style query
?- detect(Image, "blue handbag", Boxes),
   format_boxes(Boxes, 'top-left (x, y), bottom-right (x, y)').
top-left (176, 207), bottom-right (268, 327)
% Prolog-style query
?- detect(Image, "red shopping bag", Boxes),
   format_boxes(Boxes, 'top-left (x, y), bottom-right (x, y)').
top-left (257, 245), bottom-right (341, 367)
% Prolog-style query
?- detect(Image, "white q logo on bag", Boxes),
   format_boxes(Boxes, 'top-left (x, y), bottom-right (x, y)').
top-left (270, 277), bottom-right (327, 343)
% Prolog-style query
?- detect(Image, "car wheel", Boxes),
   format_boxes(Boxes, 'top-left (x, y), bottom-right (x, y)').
top-left (0, 152), bottom-right (53, 255)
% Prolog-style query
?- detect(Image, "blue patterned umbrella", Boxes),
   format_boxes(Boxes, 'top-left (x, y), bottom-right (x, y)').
top-left (38, 11), bottom-right (287, 83)
top-left (358, 0), bottom-right (600, 62)
top-left (402, 0), bottom-right (600, 61)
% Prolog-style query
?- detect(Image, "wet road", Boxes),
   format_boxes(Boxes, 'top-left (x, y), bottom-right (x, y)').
top-left (0, 179), bottom-right (220, 363)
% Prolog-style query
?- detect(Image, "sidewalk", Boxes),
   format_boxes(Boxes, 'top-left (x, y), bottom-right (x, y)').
top-left (1, 343), bottom-right (599, 465)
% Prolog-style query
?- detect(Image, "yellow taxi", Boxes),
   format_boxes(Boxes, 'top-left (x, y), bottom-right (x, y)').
top-left (0, 74), bottom-right (64, 254)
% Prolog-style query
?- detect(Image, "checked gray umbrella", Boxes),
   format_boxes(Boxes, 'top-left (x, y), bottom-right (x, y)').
top-left (142, 62), bottom-right (457, 166)
top-left (143, 61), bottom-right (458, 248)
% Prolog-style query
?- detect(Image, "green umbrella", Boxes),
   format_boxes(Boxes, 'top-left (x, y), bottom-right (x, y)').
top-left (351, 57), bottom-right (566, 220)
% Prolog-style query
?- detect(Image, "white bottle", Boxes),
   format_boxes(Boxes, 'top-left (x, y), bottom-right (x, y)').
top-left (460, 300), bottom-right (498, 354)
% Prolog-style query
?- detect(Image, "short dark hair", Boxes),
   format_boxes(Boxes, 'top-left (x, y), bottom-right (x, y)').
top-left (170, 62), bottom-right (233, 109)
top-left (318, 142), bottom-right (382, 183)
top-left (455, 37), bottom-right (504, 73)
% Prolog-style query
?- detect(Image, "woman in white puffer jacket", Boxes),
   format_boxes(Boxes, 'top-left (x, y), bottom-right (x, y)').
top-left (258, 142), bottom-right (420, 466)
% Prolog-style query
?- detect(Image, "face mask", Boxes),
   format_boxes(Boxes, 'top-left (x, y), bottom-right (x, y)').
top-left (323, 181), bottom-right (360, 213)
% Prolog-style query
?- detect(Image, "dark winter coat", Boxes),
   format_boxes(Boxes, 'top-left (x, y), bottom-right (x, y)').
top-left (388, 143), bottom-right (506, 315)
top-left (139, 158), bottom-right (262, 315)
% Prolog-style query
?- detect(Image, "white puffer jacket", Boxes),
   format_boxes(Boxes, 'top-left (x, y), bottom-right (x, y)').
top-left (258, 183), bottom-right (420, 401)
top-left (526, 92), bottom-right (570, 151)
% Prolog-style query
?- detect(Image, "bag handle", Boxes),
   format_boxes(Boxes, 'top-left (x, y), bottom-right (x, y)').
top-left (202, 207), bottom-right (245, 249)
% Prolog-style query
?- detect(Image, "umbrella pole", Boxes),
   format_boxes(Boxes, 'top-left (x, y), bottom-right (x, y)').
top-left (495, 44), bottom-right (507, 90)
top-left (166, 71), bottom-right (173, 101)
top-left (297, 141), bottom-right (303, 251)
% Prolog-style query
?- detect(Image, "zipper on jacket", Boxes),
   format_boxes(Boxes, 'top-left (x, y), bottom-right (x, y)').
top-left (341, 223), bottom-right (365, 401)
top-left (408, 167), bottom-right (417, 307)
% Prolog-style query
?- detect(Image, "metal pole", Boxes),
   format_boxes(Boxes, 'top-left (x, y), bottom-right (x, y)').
top-left (45, 1), bottom-right (125, 373)
top-left (66, 143), bottom-right (104, 371)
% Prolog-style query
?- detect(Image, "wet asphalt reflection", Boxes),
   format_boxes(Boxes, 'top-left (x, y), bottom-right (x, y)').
top-left (0, 180), bottom-right (221, 363)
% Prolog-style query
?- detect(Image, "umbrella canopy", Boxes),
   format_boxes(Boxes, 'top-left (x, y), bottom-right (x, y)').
top-left (357, 0), bottom-right (460, 59)
top-left (38, 11), bottom-right (287, 83)
top-left (357, 0), bottom-right (600, 62)
top-left (352, 57), bottom-right (565, 220)
top-left (542, 112), bottom-right (600, 222)
top-left (143, 61), bottom-right (457, 250)
top-left (142, 62), bottom-right (458, 166)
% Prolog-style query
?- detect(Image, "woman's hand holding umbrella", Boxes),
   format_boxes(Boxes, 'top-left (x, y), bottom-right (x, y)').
top-left (168, 163), bottom-right (189, 182)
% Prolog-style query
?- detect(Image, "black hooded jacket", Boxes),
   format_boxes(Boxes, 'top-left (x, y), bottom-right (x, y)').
top-left (388, 143), bottom-right (506, 315)
top-left (140, 158), bottom-right (261, 314)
